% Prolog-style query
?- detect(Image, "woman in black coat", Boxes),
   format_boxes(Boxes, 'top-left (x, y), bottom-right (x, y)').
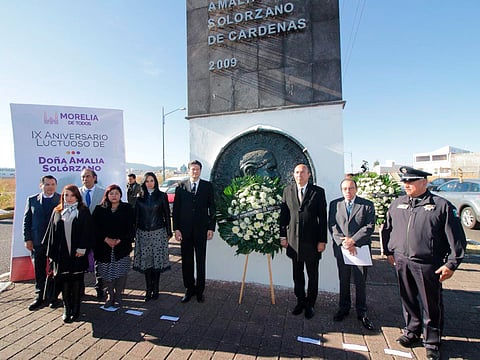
top-left (45, 184), bottom-right (93, 323)
top-left (92, 184), bottom-right (134, 308)
top-left (133, 172), bottom-right (172, 301)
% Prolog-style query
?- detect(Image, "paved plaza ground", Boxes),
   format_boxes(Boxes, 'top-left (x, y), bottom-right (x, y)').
top-left (0, 236), bottom-right (479, 359)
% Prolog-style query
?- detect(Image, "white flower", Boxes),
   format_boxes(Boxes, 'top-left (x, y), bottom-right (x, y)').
top-left (258, 239), bottom-right (264, 244)
top-left (256, 213), bottom-right (264, 220)
top-left (232, 226), bottom-right (240, 234)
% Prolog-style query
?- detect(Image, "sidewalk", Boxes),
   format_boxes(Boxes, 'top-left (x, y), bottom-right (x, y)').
top-left (0, 239), bottom-right (479, 359)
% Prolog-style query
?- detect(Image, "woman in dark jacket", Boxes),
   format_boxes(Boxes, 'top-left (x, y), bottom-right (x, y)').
top-left (133, 172), bottom-right (172, 301)
top-left (45, 184), bottom-right (93, 323)
top-left (92, 184), bottom-right (134, 308)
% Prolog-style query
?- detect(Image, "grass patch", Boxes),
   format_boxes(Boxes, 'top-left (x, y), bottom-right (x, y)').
top-left (0, 178), bottom-right (15, 210)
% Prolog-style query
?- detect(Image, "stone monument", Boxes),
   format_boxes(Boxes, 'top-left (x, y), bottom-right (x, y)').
top-left (186, 0), bottom-right (344, 292)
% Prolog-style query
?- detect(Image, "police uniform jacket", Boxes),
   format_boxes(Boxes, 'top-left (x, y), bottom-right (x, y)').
top-left (381, 190), bottom-right (466, 270)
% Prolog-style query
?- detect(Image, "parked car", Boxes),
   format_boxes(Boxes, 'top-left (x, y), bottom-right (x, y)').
top-left (427, 177), bottom-right (457, 191)
top-left (0, 209), bottom-right (14, 220)
top-left (159, 176), bottom-right (188, 192)
top-left (165, 185), bottom-right (177, 214)
top-left (432, 179), bottom-right (480, 229)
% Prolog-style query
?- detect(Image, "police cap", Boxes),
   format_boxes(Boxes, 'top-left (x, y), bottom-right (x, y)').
top-left (399, 166), bottom-right (432, 182)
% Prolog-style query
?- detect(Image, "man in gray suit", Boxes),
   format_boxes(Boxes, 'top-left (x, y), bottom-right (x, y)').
top-left (80, 169), bottom-right (105, 213)
top-left (328, 178), bottom-right (375, 330)
top-left (23, 175), bottom-right (61, 310)
top-left (80, 168), bottom-right (105, 298)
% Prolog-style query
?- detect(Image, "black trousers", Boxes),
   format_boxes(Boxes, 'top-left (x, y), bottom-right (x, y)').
top-left (394, 254), bottom-right (444, 350)
top-left (289, 248), bottom-right (319, 307)
top-left (31, 244), bottom-right (47, 297)
top-left (58, 272), bottom-right (84, 316)
top-left (181, 233), bottom-right (207, 295)
top-left (334, 245), bottom-right (368, 316)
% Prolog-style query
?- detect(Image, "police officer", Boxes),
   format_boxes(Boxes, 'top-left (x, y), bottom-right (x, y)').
top-left (382, 166), bottom-right (466, 360)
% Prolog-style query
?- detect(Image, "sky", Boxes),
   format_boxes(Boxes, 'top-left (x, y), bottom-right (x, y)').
top-left (1, 1), bottom-right (479, 173)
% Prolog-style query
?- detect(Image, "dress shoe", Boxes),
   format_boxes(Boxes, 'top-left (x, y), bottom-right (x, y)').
top-left (396, 334), bottom-right (420, 348)
top-left (181, 293), bottom-right (194, 303)
top-left (426, 348), bottom-right (440, 360)
top-left (333, 310), bottom-right (349, 321)
top-left (28, 298), bottom-right (43, 311)
top-left (291, 303), bottom-right (304, 315)
top-left (196, 294), bottom-right (205, 303)
top-left (62, 308), bottom-right (72, 323)
top-left (358, 316), bottom-right (375, 331)
top-left (304, 306), bottom-right (315, 319)
top-left (96, 289), bottom-right (105, 300)
top-left (49, 299), bottom-right (62, 309)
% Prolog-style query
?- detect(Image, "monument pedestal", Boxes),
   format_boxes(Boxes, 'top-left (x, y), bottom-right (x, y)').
top-left (189, 102), bottom-right (344, 292)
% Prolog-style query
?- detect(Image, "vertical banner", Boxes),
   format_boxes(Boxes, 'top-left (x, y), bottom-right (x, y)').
top-left (10, 104), bottom-right (126, 281)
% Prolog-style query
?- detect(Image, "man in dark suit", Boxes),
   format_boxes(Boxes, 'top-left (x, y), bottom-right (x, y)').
top-left (79, 168), bottom-right (105, 299)
top-left (126, 173), bottom-right (141, 207)
top-left (280, 164), bottom-right (327, 319)
top-left (173, 160), bottom-right (216, 303)
top-left (329, 178), bottom-right (376, 330)
top-left (23, 175), bottom-right (61, 310)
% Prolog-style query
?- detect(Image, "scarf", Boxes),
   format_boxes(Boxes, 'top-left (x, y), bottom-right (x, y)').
top-left (61, 202), bottom-right (78, 254)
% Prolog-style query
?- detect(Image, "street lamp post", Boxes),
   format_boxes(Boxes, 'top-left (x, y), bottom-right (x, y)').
top-left (162, 106), bottom-right (186, 182)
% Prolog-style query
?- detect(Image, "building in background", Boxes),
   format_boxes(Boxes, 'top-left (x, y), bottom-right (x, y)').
top-left (372, 160), bottom-right (403, 176)
top-left (0, 168), bottom-right (15, 178)
top-left (413, 146), bottom-right (480, 178)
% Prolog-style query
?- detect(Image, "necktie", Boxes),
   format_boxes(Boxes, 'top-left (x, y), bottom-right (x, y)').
top-left (298, 187), bottom-right (304, 203)
top-left (191, 182), bottom-right (196, 195)
top-left (346, 201), bottom-right (352, 216)
top-left (85, 189), bottom-right (91, 207)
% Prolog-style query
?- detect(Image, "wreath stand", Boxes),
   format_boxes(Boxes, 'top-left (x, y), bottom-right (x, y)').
top-left (238, 253), bottom-right (276, 305)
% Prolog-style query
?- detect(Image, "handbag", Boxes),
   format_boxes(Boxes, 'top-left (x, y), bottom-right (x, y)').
top-left (87, 250), bottom-right (95, 273)
top-left (43, 264), bottom-right (56, 302)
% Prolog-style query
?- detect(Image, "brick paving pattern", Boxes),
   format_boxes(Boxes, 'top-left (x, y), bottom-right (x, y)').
top-left (0, 238), bottom-right (479, 359)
